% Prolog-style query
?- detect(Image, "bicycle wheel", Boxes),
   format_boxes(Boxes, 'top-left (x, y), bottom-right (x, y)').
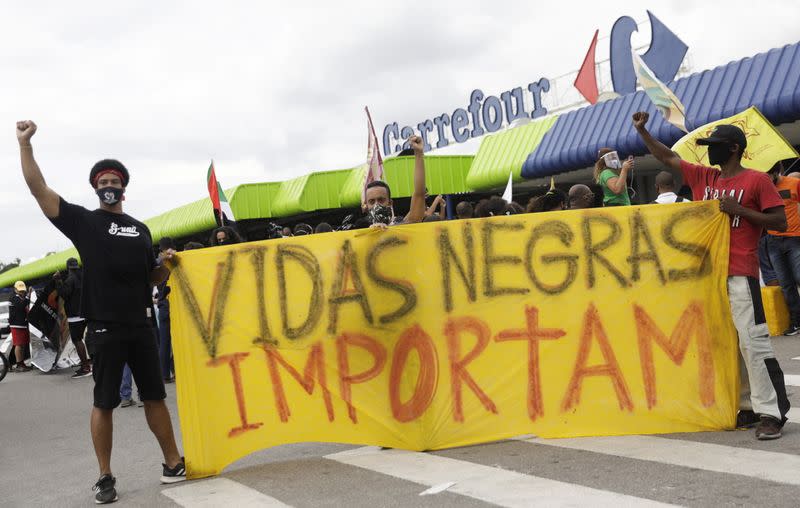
top-left (0, 351), bottom-right (8, 382)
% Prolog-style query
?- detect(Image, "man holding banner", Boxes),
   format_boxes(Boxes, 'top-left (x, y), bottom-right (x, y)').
top-left (16, 120), bottom-right (187, 504)
top-left (632, 111), bottom-right (791, 440)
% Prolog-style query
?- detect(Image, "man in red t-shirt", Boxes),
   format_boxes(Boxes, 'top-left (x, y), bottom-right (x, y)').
top-left (632, 111), bottom-right (790, 440)
top-left (766, 161), bottom-right (800, 335)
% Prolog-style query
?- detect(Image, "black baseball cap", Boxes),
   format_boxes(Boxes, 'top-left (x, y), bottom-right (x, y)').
top-left (697, 124), bottom-right (747, 149)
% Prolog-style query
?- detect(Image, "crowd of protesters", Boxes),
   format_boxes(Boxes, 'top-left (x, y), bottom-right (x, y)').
top-left (8, 113), bottom-right (800, 503)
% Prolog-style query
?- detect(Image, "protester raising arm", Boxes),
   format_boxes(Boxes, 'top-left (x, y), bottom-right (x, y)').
top-left (403, 135), bottom-right (427, 224)
top-left (425, 195), bottom-right (443, 217)
top-left (632, 111), bottom-right (785, 231)
top-left (631, 112), bottom-right (682, 174)
top-left (17, 121), bottom-right (60, 219)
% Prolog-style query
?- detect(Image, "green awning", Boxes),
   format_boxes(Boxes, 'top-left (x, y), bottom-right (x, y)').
top-left (466, 116), bottom-right (558, 189)
top-left (228, 182), bottom-right (282, 220)
top-left (271, 169), bottom-right (352, 217)
top-left (338, 155), bottom-right (475, 207)
top-left (0, 248), bottom-right (79, 289)
top-left (145, 196), bottom-right (217, 240)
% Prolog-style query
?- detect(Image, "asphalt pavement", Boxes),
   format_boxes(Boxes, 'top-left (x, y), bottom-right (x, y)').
top-left (3, 336), bottom-right (800, 507)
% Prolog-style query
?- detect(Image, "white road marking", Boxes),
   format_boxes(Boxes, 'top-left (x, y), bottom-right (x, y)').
top-left (326, 446), bottom-right (677, 507)
top-left (419, 481), bottom-right (457, 496)
top-left (784, 374), bottom-right (800, 386)
top-left (162, 477), bottom-right (292, 507)
top-left (791, 356), bottom-right (800, 361)
top-left (788, 407), bottom-right (800, 423)
top-left (523, 435), bottom-right (800, 486)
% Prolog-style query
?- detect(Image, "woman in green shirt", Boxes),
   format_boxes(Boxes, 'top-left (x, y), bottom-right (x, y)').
top-left (594, 148), bottom-right (634, 206)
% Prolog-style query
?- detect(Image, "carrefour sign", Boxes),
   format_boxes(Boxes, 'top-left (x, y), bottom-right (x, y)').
top-left (382, 78), bottom-right (551, 156)
top-left (382, 10), bottom-right (687, 157)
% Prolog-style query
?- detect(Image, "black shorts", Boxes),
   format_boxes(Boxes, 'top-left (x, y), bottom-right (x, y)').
top-left (85, 321), bottom-right (166, 409)
top-left (68, 320), bottom-right (87, 344)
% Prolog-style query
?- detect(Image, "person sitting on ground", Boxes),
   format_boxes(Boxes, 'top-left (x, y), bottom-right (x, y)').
top-left (527, 188), bottom-right (567, 213)
top-left (293, 223), bottom-right (313, 236)
top-left (455, 201), bottom-right (474, 220)
top-left (362, 135), bottom-right (427, 227)
top-left (632, 110), bottom-right (790, 440)
top-left (653, 170), bottom-right (691, 203)
top-left (568, 184), bottom-right (596, 209)
top-left (183, 241), bottom-right (205, 250)
top-left (57, 258), bottom-right (92, 378)
top-left (209, 226), bottom-right (242, 246)
top-left (474, 196), bottom-right (508, 218)
top-left (314, 222), bottom-right (333, 233)
top-left (594, 147), bottom-right (633, 207)
top-left (9, 281), bottom-right (32, 372)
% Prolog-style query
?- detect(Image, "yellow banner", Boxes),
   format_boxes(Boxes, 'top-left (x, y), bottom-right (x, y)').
top-left (169, 202), bottom-right (738, 479)
top-left (672, 106), bottom-right (799, 172)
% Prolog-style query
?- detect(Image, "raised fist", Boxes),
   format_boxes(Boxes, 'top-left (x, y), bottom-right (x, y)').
top-left (409, 135), bottom-right (424, 154)
top-left (16, 120), bottom-right (37, 144)
top-left (632, 112), bottom-right (649, 130)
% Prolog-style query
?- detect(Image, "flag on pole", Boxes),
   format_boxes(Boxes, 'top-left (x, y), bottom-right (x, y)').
top-left (672, 106), bottom-right (799, 172)
top-left (362, 106), bottom-right (386, 204)
top-left (207, 160), bottom-right (235, 225)
top-left (632, 50), bottom-right (688, 133)
top-left (501, 170), bottom-right (513, 203)
top-left (574, 30), bottom-right (600, 105)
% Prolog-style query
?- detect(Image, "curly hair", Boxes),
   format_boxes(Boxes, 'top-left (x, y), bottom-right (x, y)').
top-left (526, 189), bottom-right (567, 213)
top-left (209, 226), bottom-right (243, 246)
top-left (89, 159), bottom-right (130, 188)
top-left (475, 196), bottom-right (509, 217)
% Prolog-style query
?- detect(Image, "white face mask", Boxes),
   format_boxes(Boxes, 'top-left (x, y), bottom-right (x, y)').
top-left (602, 151), bottom-right (622, 170)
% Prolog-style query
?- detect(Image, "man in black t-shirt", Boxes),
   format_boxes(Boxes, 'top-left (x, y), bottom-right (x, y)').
top-left (16, 120), bottom-right (186, 504)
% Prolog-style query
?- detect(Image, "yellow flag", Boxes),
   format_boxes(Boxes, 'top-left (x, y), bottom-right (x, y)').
top-left (672, 106), bottom-right (798, 172)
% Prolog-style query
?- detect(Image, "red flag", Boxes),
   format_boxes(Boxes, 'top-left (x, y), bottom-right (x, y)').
top-left (574, 30), bottom-right (600, 105)
top-left (363, 106), bottom-right (386, 204)
top-left (206, 160), bottom-right (234, 225)
top-left (207, 161), bottom-right (221, 214)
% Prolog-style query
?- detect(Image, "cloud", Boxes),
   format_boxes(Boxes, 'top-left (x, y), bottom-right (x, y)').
top-left (1, 0), bottom-right (799, 261)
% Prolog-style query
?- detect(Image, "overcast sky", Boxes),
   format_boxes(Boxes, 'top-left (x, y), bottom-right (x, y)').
top-left (2, 1), bottom-right (798, 262)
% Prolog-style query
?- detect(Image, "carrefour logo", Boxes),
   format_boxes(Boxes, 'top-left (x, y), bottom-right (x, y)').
top-left (382, 10), bottom-right (686, 157)
top-left (382, 79), bottom-right (551, 156)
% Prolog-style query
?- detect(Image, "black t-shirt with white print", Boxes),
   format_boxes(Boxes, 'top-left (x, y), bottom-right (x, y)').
top-left (49, 197), bottom-right (156, 325)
